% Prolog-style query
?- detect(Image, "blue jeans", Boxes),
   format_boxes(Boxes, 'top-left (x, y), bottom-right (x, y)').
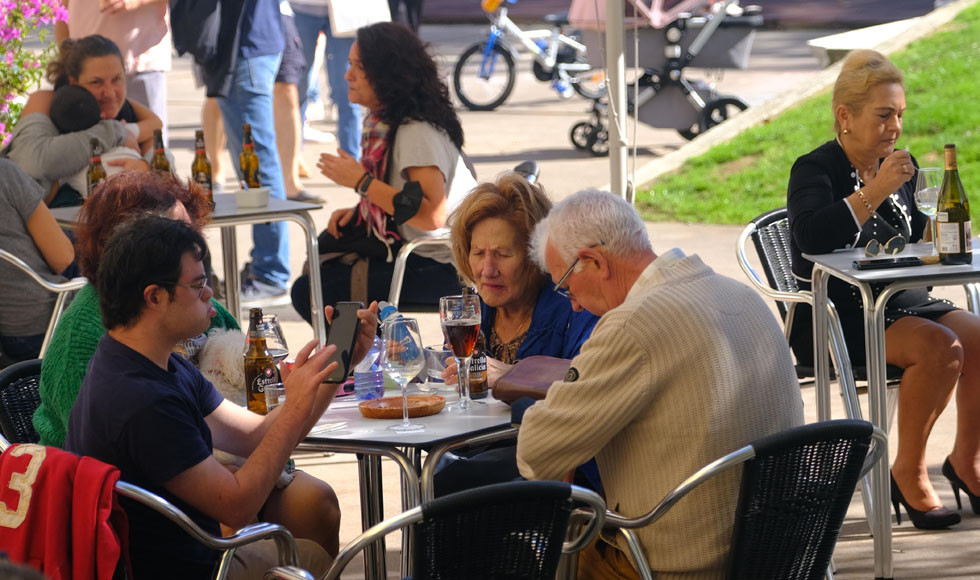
top-left (292, 9), bottom-right (362, 158)
top-left (217, 53), bottom-right (290, 288)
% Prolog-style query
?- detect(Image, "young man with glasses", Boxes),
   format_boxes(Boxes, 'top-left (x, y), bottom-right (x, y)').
top-left (516, 189), bottom-right (805, 579)
top-left (64, 216), bottom-right (378, 579)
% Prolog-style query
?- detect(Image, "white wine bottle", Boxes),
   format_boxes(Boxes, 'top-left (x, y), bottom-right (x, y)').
top-left (936, 143), bottom-right (972, 265)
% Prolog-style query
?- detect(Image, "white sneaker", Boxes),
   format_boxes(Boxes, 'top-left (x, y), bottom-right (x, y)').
top-left (304, 124), bottom-right (336, 144)
top-left (306, 98), bottom-right (326, 122)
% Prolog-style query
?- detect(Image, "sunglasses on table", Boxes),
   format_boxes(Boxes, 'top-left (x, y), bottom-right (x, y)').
top-left (863, 214), bottom-right (907, 258)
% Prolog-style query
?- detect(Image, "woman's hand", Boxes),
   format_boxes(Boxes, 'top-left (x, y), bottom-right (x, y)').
top-left (106, 158), bottom-right (150, 172)
top-left (872, 149), bottom-right (915, 200)
top-left (327, 207), bottom-right (356, 238)
top-left (443, 355), bottom-right (511, 389)
top-left (318, 148), bottom-right (366, 189)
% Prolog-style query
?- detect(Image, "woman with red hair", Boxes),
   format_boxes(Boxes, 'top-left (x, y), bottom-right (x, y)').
top-left (33, 171), bottom-right (237, 449)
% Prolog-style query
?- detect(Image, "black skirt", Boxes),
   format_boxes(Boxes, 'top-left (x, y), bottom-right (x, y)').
top-left (789, 284), bottom-right (956, 368)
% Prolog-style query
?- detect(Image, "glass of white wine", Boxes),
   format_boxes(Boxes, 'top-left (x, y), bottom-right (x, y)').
top-left (914, 167), bottom-right (943, 254)
top-left (381, 317), bottom-right (426, 433)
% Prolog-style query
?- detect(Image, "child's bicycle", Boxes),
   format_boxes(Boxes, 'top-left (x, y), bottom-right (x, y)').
top-left (452, 0), bottom-right (606, 111)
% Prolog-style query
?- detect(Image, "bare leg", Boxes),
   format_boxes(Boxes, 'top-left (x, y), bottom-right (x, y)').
top-left (262, 471), bottom-right (341, 557)
top-left (885, 316), bottom-right (962, 510)
top-left (935, 310), bottom-right (980, 495)
top-left (203, 97), bottom-right (226, 186)
top-left (274, 82), bottom-right (304, 199)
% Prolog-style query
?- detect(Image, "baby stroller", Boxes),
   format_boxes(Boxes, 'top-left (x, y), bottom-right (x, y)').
top-left (568, 0), bottom-right (763, 156)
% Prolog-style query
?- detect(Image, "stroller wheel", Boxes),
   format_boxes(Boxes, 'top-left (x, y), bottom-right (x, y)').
top-left (588, 126), bottom-right (609, 157)
top-left (677, 125), bottom-right (699, 141)
top-left (697, 96), bottom-right (749, 133)
top-left (570, 121), bottom-right (595, 151)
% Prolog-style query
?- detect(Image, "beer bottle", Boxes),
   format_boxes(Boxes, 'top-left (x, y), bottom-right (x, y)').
top-left (191, 129), bottom-right (214, 206)
top-left (86, 138), bottom-right (107, 194)
top-left (240, 123), bottom-right (261, 188)
top-left (149, 128), bottom-right (171, 173)
top-left (243, 307), bottom-right (278, 414)
top-left (469, 330), bottom-right (488, 399)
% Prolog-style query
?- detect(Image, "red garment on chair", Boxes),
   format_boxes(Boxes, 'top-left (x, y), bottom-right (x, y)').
top-left (0, 444), bottom-right (130, 580)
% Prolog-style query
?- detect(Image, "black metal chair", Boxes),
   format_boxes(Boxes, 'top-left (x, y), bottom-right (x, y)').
top-left (736, 209), bottom-right (904, 421)
top-left (0, 359), bottom-right (42, 444)
top-left (605, 419), bottom-right (885, 580)
top-left (322, 480), bottom-right (606, 580)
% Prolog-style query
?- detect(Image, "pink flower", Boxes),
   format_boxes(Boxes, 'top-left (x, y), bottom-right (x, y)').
top-left (53, 5), bottom-right (67, 21)
top-left (4, 52), bottom-right (13, 66)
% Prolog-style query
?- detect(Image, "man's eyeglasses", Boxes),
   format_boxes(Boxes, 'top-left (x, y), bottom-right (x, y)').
top-left (554, 257), bottom-right (580, 298)
top-left (554, 242), bottom-right (604, 299)
top-left (153, 279), bottom-right (211, 299)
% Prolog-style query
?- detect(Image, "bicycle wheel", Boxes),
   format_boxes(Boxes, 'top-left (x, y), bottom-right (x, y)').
top-left (453, 41), bottom-right (516, 112)
top-left (569, 60), bottom-right (606, 99)
top-left (697, 96), bottom-right (749, 133)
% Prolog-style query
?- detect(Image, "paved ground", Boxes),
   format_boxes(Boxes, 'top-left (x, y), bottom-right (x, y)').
top-left (157, 15), bottom-right (980, 579)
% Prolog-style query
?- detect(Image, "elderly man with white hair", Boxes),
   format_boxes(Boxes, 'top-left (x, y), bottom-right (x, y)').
top-left (515, 189), bottom-right (804, 579)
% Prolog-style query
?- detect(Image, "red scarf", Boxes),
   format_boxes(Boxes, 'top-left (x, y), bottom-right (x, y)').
top-left (356, 113), bottom-right (401, 261)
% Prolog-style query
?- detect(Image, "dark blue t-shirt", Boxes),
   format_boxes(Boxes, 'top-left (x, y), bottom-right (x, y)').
top-left (65, 334), bottom-right (224, 579)
top-left (239, 0), bottom-right (285, 58)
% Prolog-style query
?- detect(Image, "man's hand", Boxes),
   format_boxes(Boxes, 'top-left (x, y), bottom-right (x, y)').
top-left (280, 339), bottom-right (335, 417)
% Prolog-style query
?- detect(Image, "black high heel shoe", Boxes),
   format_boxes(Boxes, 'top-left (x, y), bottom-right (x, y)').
top-left (942, 457), bottom-right (980, 515)
top-left (890, 473), bottom-right (960, 529)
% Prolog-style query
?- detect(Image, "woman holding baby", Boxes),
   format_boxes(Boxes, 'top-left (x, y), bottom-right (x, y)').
top-left (1, 34), bottom-right (162, 206)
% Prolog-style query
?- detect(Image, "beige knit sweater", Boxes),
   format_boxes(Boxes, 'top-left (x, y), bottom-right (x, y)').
top-left (517, 250), bottom-right (804, 579)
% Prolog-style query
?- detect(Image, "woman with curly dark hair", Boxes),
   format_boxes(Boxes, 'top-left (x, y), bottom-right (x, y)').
top-left (291, 22), bottom-right (477, 325)
top-left (33, 171), bottom-right (236, 449)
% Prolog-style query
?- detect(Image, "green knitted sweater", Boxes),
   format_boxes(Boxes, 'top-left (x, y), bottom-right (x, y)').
top-left (33, 283), bottom-right (240, 448)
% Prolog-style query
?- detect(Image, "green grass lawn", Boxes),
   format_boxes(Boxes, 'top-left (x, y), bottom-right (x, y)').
top-left (635, 2), bottom-right (980, 225)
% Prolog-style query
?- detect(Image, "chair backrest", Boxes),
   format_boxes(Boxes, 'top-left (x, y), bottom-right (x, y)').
top-left (414, 481), bottom-right (576, 579)
top-left (726, 419), bottom-right (874, 580)
top-left (324, 480), bottom-right (606, 580)
top-left (0, 249), bottom-right (87, 358)
top-left (387, 235), bottom-right (454, 311)
top-left (746, 208), bottom-right (798, 320)
top-left (0, 359), bottom-right (42, 444)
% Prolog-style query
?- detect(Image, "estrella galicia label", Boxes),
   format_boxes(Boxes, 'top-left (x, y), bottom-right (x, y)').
top-left (564, 367), bottom-right (579, 382)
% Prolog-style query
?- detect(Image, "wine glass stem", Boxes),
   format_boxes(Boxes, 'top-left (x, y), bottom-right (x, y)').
top-left (458, 356), bottom-right (472, 408)
top-left (400, 380), bottom-right (410, 427)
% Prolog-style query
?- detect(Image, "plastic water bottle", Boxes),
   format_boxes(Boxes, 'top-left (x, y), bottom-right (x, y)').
top-left (353, 335), bottom-right (384, 400)
top-left (378, 301), bottom-right (402, 324)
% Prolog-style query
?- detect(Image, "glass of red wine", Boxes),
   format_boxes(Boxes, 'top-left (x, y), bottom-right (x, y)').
top-left (439, 294), bottom-right (481, 410)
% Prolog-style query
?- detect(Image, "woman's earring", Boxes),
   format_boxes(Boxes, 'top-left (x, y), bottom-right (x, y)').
top-left (842, 128), bottom-right (850, 135)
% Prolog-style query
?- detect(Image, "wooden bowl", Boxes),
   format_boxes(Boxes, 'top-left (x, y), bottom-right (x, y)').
top-left (358, 395), bottom-right (445, 419)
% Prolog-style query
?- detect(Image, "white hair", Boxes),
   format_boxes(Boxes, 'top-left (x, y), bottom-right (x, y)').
top-left (530, 189), bottom-right (650, 269)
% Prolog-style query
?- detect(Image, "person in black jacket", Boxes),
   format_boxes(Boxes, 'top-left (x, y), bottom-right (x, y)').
top-left (788, 49), bottom-right (980, 530)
